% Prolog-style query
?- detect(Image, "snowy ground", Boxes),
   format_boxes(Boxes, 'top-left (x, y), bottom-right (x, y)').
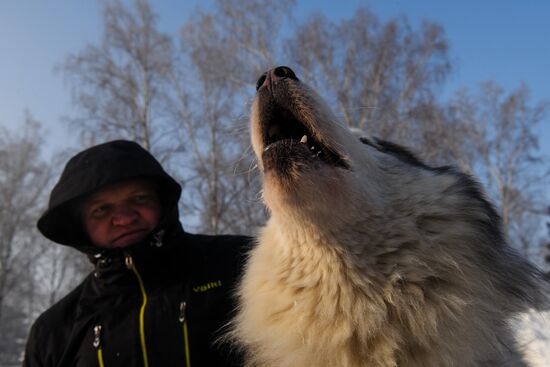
top-left (515, 309), bottom-right (550, 366)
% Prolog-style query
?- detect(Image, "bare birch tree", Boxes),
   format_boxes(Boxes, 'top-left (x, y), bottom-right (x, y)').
top-left (180, 0), bottom-right (295, 88)
top-left (0, 117), bottom-right (90, 365)
top-left (285, 9), bottom-right (481, 172)
top-left (170, 0), bottom-right (296, 234)
top-left (449, 83), bottom-right (549, 256)
top-left (0, 116), bottom-right (51, 365)
top-left (61, 0), bottom-right (179, 162)
top-left (167, 54), bottom-right (253, 233)
top-left (286, 9), bottom-right (451, 141)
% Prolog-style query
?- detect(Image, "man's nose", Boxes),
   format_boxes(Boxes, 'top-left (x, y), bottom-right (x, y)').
top-left (111, 206), bottom-right (138, 226)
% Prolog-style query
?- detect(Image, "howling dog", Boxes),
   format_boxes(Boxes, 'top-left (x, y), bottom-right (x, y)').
top-left (231, 66), bottom-right (545, 366)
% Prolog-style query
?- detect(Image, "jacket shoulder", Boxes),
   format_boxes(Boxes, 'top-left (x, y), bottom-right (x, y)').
top-left (185, 232), bottom-right (252, 256)
top-left (182, 233), bottom-right (252, 278)
top-left (36, 278), bottom-right (87, 325)
top-left (24, 278), bottom-right (89, 366)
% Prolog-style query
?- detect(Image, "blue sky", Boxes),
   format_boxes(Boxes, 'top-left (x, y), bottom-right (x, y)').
top-left (1, 0), bottom-right (549, 162)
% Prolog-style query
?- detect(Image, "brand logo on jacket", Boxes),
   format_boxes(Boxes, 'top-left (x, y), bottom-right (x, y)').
top-left (193, 280), bottom-right (222, 293)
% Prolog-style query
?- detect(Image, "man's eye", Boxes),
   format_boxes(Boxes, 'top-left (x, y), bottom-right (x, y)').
top-left (133, 194), bottom-right (152, 204)
top-left (91, 205), bottom-right (110, 217)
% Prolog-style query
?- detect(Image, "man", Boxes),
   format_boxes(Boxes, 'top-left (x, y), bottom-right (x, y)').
top-left (23, 140), bottom-right (249, 367)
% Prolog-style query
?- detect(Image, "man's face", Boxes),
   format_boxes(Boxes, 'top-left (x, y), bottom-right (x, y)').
top-left (81, 180), bottom-right (162, 248)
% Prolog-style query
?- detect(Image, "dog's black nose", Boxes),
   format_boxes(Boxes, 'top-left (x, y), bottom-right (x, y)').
top-left (256, 66), bottom-right (299, 91)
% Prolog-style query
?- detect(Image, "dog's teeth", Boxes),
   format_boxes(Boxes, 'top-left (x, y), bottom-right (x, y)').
top-left (310, 145), bottom-right (316, 151)
top-left (300, 135), bottom-right (308, 144)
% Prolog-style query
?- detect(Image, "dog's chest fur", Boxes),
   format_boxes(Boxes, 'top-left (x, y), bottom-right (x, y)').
top-left (239, 222), bottom-right (525, 367)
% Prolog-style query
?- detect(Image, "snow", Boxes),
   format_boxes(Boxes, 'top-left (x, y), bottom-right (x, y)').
top-left (515, 309), bottom-right (550, 366)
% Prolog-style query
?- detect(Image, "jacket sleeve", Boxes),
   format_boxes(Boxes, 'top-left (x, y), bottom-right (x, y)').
top-left (22, 321), bottom-right (47, 367)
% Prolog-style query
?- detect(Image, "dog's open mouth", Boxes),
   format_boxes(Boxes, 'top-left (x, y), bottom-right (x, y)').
top-left (260, 105), bottom-right (348, 169)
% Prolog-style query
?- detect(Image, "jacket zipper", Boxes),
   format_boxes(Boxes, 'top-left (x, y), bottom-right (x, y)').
top-left (125, 254), bottom-right (150, 367)
top-left (179, 301), bottom-right (191, 367)
top-left (93, 324), bottom-right (105, 367)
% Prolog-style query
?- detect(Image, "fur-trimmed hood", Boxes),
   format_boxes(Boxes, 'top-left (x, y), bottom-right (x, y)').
top-left (37, 140), bottom-right (182, 254)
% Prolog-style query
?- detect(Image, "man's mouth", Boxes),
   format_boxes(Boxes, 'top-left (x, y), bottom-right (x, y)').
top-left (111, 229), bottom-right (149, 246)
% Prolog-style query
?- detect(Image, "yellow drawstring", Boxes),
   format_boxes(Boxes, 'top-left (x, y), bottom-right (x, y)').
top-left (126, 255), bottom-right (150, 367)
top-left (94, 325), bottom-right (105, 367)
top-left (123, 255), bottom-right (192, 367)
top-left (183, 320), bottom-right (191, 367)
top-left (97, 348), bottom-right (105, 367)
top-left (180, 301), bottom-right (191, 367)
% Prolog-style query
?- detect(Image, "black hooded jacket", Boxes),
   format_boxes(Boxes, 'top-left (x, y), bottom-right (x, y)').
top-left (23, 140), bottom-right (250, 367)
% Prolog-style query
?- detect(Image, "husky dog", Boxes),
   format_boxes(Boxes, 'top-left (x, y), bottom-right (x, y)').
top-left (231, 66), bottom-right (545, 367)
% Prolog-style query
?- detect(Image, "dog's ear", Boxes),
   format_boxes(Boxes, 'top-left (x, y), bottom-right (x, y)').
top-left (357, 133), bottom-right (430, 170)
top-left (348, 127), bottom-right (367, 139)
top-left (348, 127), bottom-right (377, 147)
top-left (359, 136), bottom-right (375, 146)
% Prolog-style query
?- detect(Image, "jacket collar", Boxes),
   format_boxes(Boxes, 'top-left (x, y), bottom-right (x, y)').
top-left (89, 222), bottom-right (188, 288)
